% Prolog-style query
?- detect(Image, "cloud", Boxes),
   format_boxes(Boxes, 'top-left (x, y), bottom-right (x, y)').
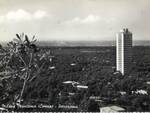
top-left (6, 9), bottom-right (32, 21)
top-left (65, 14), bottom-right (117, 25)
top-left (82, 15), bottom-right (100, 23)
top-left (66, 14), bottom-right (100, 24)
top-left (0, 9), bottom-right (49, 23)
top-left (33, 10), bottom-right (48, 19)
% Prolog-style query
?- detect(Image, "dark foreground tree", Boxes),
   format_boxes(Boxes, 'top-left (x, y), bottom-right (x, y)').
top-left (0, 33), bottom-right (42, 105)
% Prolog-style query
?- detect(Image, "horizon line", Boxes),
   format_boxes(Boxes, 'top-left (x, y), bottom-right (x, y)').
top-left (0, 39), bottom-right (150, 43)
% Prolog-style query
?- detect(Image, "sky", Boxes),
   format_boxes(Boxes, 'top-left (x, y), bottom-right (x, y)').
top-left (0, 0), bottom-right (150, 41)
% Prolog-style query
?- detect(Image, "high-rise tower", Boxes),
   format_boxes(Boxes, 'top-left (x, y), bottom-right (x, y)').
top-left (116, 28), bottom-right (132, 75)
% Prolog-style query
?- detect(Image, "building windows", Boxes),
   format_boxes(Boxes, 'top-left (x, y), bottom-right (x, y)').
top-left (116, 28), bottom-right (132, 75)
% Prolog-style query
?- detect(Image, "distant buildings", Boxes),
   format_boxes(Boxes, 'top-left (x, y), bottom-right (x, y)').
top-left (76, 85), bottom-right (88, 89)
top-left (116, 28), bottom-right (132, 75)
top-left (132, 89), bottom-right (148, 95)
top-left (62, 81), bottom-right (88, 89)
top-left (100, 106), bottom-right (125, 112)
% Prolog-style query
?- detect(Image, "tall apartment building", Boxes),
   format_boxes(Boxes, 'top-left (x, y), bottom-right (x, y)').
top-left (116, 28), bottom-right (132, 75)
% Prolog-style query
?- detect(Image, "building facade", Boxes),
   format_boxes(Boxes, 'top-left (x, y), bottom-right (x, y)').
top-left (116, 28), bottom-right (132, 75)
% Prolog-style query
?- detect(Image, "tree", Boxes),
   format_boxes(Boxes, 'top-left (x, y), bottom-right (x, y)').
top-left (0, 33), bottom-right (42, 105)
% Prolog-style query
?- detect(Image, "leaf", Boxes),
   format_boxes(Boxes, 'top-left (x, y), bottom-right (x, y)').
top-left (1, 75), bottom-right (12, 80)
top-left (29, 62), bottom-right (45, 82)
top-left (25, 35), bottom-right (30, 45)
top-left (16, 34), bottom-right (21, 40)
top-left (33, 39), bottom-right (37, 42)
top-left (32, 35), bottom-right (35, 40)
top-left (0, 44), bottom-right (2, 49)
top-left (21, 33), bottom-right (24, 38)
top-left (13, 38), bottom-right (20, 43)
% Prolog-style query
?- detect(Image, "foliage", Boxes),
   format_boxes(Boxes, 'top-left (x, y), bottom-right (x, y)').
top-left (0, 37), bottom-right (150, 112)
top-left (0, 33), bottom-right (40, 105)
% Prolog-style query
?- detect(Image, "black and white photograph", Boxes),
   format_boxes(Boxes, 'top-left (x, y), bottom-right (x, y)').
top-left (0, 0), bottom-right (150, 112)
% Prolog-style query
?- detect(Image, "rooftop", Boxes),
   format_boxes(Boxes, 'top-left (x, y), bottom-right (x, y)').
top-left (100, 105), bottom-right (125, 112)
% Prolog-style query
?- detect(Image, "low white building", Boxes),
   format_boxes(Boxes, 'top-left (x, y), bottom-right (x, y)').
top-left (119, 91), bottom-right (127, 95)
top-left (49, 66), bottom-right (55, 70)
top-left (76, 85), bottom-right (88, 89)
top-left (146, 81), bottom-right (150, 85)
top-left (135, 89), bottom-right (148, 95)
top-left (70, 63), bottom-right (76, 66)
top-left (62, 81), bottom-right (88, 89)
top-left (63, 81), bottom-right (79, 85)
top-left (100, 106), bottom-right (125, 112)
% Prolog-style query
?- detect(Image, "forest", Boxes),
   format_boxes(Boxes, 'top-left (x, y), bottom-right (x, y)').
top-left (0, 34), bottom-right (150, 112)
